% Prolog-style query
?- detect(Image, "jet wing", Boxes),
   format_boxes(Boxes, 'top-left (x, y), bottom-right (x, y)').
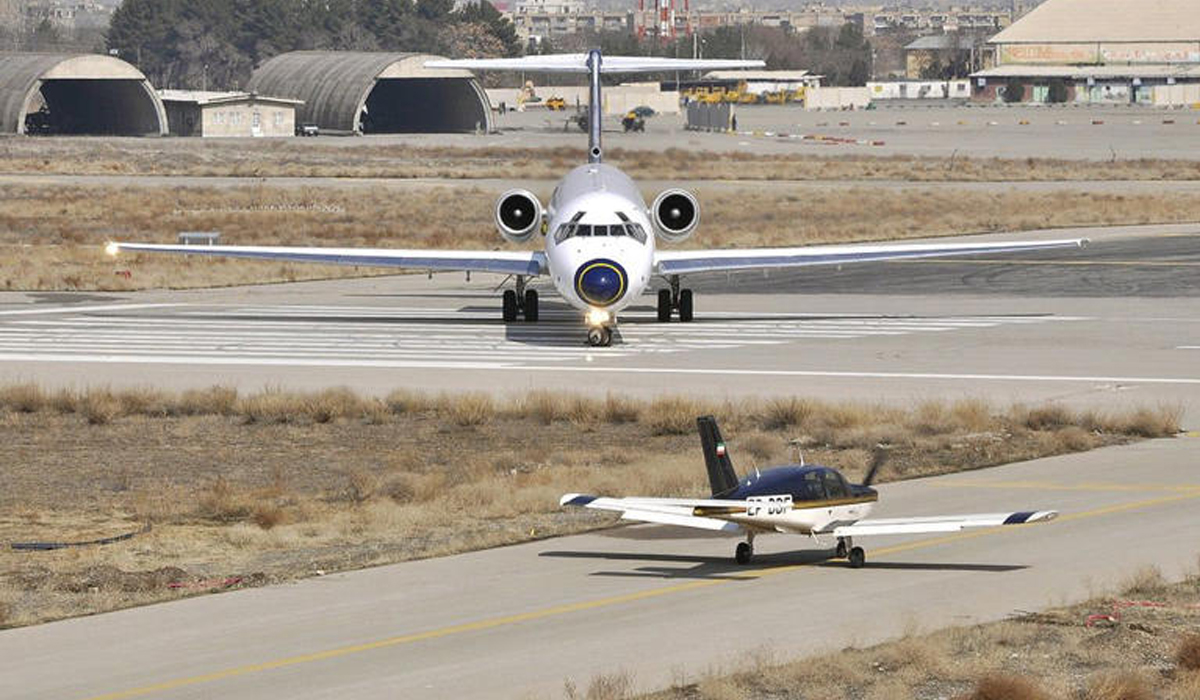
top-left (426, 55), bottom-right (764, 74)
top-left (827, 510), bottom-right (1058, 537)
top-left (654, 238), bottom-right (1086, 276)
top-left (560, 494), bottom-right (745, 533)
top-left (106, 243), bottom-right (547, 277)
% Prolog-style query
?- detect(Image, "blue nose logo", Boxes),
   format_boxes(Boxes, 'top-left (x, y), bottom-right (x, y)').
top-left (574, 259), bottom-right (627, 306)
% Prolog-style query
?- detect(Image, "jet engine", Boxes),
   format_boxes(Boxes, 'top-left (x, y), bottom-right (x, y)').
top-left (650, 189), bottom-right (700, 243)
top-left (494, 189), bottom-right (543, 244)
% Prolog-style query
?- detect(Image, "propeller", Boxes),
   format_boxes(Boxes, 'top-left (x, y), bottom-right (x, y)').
top-left (860, 444), bottom-right (891, 487)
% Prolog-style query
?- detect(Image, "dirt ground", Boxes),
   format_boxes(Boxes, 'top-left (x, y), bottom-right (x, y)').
top-left (0, 386), bottom-right (1181, 629)
top-left (635, 564), bottom-right (1200, 700)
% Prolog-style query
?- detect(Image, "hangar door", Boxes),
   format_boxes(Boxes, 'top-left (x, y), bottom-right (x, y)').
top-left (27, 79), bottom-right (164, 135)
top-left (361, 78), bottom-right (490, 134)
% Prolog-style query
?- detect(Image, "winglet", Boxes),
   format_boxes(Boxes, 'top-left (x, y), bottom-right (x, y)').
top-left (1003, 510), bottom-right (1058, 524)
top-left (560, 493), bottom-right (597, 508)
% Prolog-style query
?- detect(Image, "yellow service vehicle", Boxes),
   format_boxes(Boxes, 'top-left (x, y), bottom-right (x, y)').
top-left (545, 96), bottom-right (566, 111)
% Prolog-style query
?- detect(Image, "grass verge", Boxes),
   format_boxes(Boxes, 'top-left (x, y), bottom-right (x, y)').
top-left (0, 385), bottom-right (1181, 629)
top-left (631, 562), bottom-right (1200, 700)
top-left (5, 140), bottom-right (1200, 181)
top-left (4, 183), bottom-right (1200, 290)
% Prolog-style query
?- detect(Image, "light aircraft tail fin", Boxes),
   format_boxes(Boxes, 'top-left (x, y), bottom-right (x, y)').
top-left (697, 416), bottom-right (738, 497)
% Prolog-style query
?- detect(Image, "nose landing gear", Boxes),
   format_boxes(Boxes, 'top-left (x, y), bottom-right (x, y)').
top-left (502, 276), bottom-right (539, 323)
top-left (587, 326), bottom-right (612, 347)
top-left (657, 275), bottom-right (694, 323)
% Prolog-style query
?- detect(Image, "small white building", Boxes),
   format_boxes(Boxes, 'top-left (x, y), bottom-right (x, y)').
top-left (158, 90), bottom-right (303, 137)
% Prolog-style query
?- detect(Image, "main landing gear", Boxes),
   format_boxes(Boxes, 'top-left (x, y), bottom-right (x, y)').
top-left (837, 536), bottom-right (866, 569)
top-left (657, 275), bottom-right (693, 323)
top-left (734, 533), bottom-right (755, 565)
top-left (502, 276), bottom-right (538, 323)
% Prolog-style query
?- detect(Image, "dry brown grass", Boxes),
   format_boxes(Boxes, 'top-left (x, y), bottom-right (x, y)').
top-left (5, 139), bottom-right (1200, 182)
top-left (1082, 673), bottom-right (1154, 700)
top-left (644, 563), bottom-right (1200, 700)
top-left (5, 180), bottom-right (1200, 291)
top-left (0, 385), bottom-right (1182, 630)
top-left (966, 674), bottom-right (1052, 700)
top-left (1177, 633), bottom-right (1200, 671)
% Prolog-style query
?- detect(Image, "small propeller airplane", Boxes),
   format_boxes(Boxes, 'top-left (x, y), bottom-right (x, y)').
top-left (561, 416), bottom-right (1057, 567)
top-left (105, 50), bottom-right (1086, 347)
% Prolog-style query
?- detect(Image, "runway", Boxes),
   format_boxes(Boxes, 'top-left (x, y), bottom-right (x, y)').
top-left (0, 224), bottom-right (1198, 697)
top-left (2, 438), bottom-right (1197, 699)
top-left (1, 224), bottom-right (1196, 424)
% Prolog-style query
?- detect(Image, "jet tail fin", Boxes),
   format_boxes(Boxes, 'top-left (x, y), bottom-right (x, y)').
top-left (697, 415), bottom-right (738, 497)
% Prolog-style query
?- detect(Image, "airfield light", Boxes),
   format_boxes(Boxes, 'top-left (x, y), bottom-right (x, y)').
top-left (104, 242), bottom-right (120, 257)
top-left (586, 308), bottom-right (611, 327)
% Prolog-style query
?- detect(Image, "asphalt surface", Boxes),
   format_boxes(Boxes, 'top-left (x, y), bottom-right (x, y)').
top-left (1, 223), bottom-right (1197, 426)
top-left (1, 438), bottom-right (1197, 699)
top-left (0, 222), bottom-right (1198, 698)
top-left (462, 103), bottom-right (1200, 160)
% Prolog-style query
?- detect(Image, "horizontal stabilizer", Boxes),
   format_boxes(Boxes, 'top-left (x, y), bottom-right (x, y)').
top-left (426, 54), bottom-right (764, 74)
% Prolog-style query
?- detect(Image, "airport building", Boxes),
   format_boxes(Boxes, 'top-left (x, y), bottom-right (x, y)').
top-left (0, 52), bottom-right (167, 136)
top-left (972, 0), bottom-right (1200, 105)
top-left (246, 51), bottom-right (493, 135)
top-left (158, 90), bottom-right (303, 138)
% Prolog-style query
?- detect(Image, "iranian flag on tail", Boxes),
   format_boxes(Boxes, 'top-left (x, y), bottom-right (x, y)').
top-left (716, 443), bottom-right (726, 457)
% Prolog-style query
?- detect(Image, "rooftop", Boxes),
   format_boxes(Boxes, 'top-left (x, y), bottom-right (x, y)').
top-left (991, 0), bottom-right (1200, 44)
top-left (157, 90), bottom-right (303, 106)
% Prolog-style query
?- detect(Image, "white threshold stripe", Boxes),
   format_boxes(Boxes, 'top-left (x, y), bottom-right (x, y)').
top-left (0, 352), bottom-right (1197, 385)
top-left (1178, 346), bottom-right (1200, 350)
top-left (0, 303), bottom-right (179, 316)
top-left (5, 319), bottom-right (939, 336)
top-left (12, 315), bottom-right (1014, 331)
top-left (0, 330), bottom-right (888, 343)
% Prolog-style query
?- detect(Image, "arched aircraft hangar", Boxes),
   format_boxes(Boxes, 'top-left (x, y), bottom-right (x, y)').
top-left (247, 51), bottom-right (493, 135)
top-left (0, 53), bottom-right (167, 136)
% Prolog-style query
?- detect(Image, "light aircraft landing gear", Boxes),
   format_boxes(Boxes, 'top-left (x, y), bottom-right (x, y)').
top-left (657, 275), bottom-right (694, 323)
top-left (837, 536), bottom-right (866, 569)
top-left (502, 276), bottom-right (538, 323)
top-left (734, 533), bottom-right (755, 565)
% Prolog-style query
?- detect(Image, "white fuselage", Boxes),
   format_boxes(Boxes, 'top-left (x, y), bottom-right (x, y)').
top-left (727, 499), bottom-right (877, 535)
top-left (543, 163), bottom-right (656, 317)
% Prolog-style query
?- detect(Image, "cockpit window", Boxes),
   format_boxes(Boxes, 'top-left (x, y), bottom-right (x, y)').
top-left (553, 211), bottom-right (647, 245)
top-left (792, 470), bottom-right (826, 501)
top-left (822, 470), bottom-right (849, 499)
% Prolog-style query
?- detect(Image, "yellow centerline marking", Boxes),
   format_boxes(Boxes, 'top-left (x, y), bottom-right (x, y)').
top-left (930, 480), bottom-right (1200, 494)
top-left (889, 259), bottom-right (1200, 267)
top-left (81, 489), bottom-right (1200, 700)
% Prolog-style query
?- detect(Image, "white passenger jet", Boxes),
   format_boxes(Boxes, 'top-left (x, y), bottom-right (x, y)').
top-left (562, 416), bottom-right (1057, 566)
top-left (107, 50), bottom-right (1086, 347)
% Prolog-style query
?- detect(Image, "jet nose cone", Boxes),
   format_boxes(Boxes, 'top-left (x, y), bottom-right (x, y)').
top-left (575, 259), bottom-right (627, 307)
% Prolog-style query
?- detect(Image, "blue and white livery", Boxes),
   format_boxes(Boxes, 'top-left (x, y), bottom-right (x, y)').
top-left (562, 416), bottom-right (1058, 566)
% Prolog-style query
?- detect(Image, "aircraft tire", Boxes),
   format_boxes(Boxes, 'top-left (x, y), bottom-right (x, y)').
top-left (524, 289), bottom-right (539, 322)
top-left (735, 541), bottom-right (753, 565)
top-left (656, 289), bottom-right (672, 322)
top-left (678, 289), bottom-right (694, 322)
top-left (502, 290), bottom-right (518, 322)
top-left (848, 546), bottom-right (866, 569)
top-left (587, 326), bottom-right (612, 347)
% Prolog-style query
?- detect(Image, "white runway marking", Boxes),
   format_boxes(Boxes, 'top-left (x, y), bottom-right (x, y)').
top-left (0, 304), bottom-right (1079, 368)
top-left (0, 303), bottom-right (179, 316)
